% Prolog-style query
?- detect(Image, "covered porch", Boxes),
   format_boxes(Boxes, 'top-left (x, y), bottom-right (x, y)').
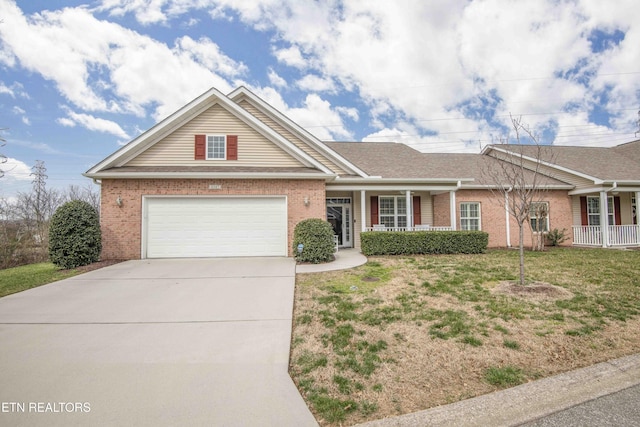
top-left (325, 179), bottom-right (465, 249)
top-left (571, 186), bottom-right (639, 247)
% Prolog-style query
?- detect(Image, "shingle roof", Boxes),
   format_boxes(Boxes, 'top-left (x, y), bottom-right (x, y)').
top-left (494, 143), bottom-right (640, 182)
top-left (325, 142), bottom-right (570, 186)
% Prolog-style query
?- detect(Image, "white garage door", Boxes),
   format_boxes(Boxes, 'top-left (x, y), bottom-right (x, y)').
top-left (144, 197), bottom-right (287, 258)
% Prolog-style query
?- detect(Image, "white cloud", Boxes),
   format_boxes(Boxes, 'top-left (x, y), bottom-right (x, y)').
top-left (296, 74), bottom-right (336, 93)
top-left (4, 0), bottom-right (640, 154)
top-left (0, 83), bottom-right (15, 97)
top-left (287, 94), bottom-right (354, 141)
top-left (0, 1), bottom-right (241, 121)
top-left (223, 0), bottom-right (639, 150)
top-left (267, 68), bottom-right (287, 88)
top-left (273, 45), bottom-right (307, 69)
top-left (0, 82), bottom-right (29, 99)
top-left (1, 157), bottom-right (32, 181)
top-left (336, 106), bottom-right (359, 122)
top-left (59, 109), bottom-right (130, 139)
top-left (57, 117), bottom-right (76, 127)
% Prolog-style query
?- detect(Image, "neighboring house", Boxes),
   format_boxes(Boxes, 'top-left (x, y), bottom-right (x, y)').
top-left (84, 86), bottom-right (640, 260)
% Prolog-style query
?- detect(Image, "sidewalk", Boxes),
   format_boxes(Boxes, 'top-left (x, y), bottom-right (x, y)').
top-left (354, 353), bottom-right (640, 427)
top-left (295, 248), bottom-right (367, 273)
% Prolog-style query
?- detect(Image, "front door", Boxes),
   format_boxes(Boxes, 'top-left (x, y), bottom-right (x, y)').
top-left (326, 200), bottom-right (352, 248)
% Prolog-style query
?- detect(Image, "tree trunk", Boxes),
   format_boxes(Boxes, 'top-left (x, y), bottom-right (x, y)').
top-left (518, 223), bottom-right (525, 286)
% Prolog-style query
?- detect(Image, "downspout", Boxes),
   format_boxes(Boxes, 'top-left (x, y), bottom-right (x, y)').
top-left (505, 186), bottom-right (513, 248)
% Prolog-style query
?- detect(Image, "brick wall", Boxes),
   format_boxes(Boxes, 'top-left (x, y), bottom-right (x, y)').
top-left (100, 178), bottom-right (326, 260)
top-left (433, 190), bottom-right (573, 248)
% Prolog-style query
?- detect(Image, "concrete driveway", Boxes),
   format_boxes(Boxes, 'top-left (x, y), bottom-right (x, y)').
top-left (0, 258), bottom-right (318, 426)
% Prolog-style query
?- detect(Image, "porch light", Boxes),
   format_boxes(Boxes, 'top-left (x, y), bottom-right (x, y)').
top-left (116, 196), bottom-right (123, 207)
top-left (303, 196), bottom-right (310, 206)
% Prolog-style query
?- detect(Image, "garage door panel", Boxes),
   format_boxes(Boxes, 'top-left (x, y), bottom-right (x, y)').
top-left (145, 197), bottom-right (287, 258)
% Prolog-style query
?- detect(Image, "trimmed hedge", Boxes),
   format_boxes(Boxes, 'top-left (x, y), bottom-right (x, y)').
top-left (49, 200), bottom-right (102, 269)
top-left (292, 218), bottom-right (335, 264)
top-left (360, 231), bottom-right (488, 256)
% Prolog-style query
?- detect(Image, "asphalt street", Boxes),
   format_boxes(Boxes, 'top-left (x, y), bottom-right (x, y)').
top-left (521, 383), bottom-right (640, 427)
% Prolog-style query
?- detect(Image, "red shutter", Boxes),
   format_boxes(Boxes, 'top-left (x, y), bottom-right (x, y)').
top-left (370, 196), bottom-right (379, 225)
top-left (227, 135), bottom-right (238, 160)
top-left (194, 134), bottom-right (206, 160)
top-left (614, 196), bottom-right (621, 225)
top-left (412, 196), bottom-right (421, 226)
top-left (580, 197), bottom-right (588, 226)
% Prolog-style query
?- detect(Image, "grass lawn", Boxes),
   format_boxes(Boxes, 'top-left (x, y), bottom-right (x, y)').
top-left (0, 263), bottom-right (84, 297)
top-left (0, 261), bottom-right (123, 298)
top-left (290, 247), bottom-right (640, 426)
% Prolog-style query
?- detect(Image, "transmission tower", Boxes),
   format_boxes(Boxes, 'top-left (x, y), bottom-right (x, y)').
top-left (31, 160), bottom-right (48, 225)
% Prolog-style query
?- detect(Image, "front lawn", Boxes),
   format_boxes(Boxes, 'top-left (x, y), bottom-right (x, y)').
top-left (290, 248), bottom-right (640, 426)
top-left (0, 263), bottom-right (84, 297)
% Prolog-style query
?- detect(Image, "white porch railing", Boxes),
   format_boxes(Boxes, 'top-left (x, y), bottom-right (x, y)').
top-left (573, 225), bottom-right (640, 247)
top-left (365, 225), bottom-right (454, 232)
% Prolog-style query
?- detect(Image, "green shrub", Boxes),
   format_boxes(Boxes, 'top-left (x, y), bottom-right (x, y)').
top-left (48, 200), bottom-right (101, 269)
top-left (547, 228), bottom-right (568, 246)
top-left (360, 231), bottom-right (488, 256)
top-left (293, 218), bottom-right (335, 264)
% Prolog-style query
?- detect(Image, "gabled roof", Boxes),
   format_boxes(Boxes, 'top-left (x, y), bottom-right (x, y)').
top-left (85, 87), bottom-right (340, 178)
top-left (484, 143), bottom-right (640, 184)
top-left (228, 87), bottom-right (369, 178)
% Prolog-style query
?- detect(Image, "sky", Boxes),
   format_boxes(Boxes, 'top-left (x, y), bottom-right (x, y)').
top-left (1, 0), bottom-right (639, 199)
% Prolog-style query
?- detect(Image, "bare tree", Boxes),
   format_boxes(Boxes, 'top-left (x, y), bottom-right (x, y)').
top-left (63, 184), bottom-right (101, 214)
top-left (483, 115), bottom-right (554, 286)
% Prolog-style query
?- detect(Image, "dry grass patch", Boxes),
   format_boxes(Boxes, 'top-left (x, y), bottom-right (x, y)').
top-left (290, 248), bottom-right (640, 426)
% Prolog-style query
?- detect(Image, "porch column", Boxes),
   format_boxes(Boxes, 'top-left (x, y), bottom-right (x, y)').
top-left (600, 191), bottom-right (609, 247)
top-left (406, 190), bottom-right (412, 230)
top-left (636, 192), bottom-right (640, 245)
top-left (360, 190), bottom-right (367, 233)
top-left (450, 191), bottom-right (457, 231)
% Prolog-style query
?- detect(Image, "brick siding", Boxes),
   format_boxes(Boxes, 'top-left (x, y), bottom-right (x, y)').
top-left (433, 190), bottom-right (573, 248)
top-left (100, 178), bottom-right (326, 260)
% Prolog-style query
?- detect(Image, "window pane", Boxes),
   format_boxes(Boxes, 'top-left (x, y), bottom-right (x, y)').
top-left (380, 216), bottom-right (395, 228)
top-left (529, 202), bottom-right (549, 232)
top-left (397, 197), bottom-right (407, 215)
top-left (379, 197), bottom-right (395, 215)
top-left (460, 203), bottom-right (480, 231)
top-left (207, 135), bottom-right (226, 159)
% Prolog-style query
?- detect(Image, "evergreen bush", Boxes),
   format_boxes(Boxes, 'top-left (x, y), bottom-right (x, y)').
top-left (360, 231), bottom-right (488, 256)
top-left (49, 200), bottom-right (101, 269)
top-left (292, 218), bottom-right (335, 264)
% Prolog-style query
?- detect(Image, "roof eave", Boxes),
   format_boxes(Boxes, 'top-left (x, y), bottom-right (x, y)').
top-left (83, 172), bottom-right (337, 181)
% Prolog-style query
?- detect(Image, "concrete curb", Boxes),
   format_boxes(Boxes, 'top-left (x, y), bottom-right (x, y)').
top-left (354, 353), bottom-right (640, 427)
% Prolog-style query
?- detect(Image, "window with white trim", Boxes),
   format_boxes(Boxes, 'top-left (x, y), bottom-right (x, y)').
top-left (460, 202), bottom-right (480, 231)
top-left (378, 196), bottom-right (407, 228)
top-left (529, 202), bottom-right (549, 232)
top-left (586, 196), bottom-right (614, 226)
top-left (207, 135), bottom-right (226, 160)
